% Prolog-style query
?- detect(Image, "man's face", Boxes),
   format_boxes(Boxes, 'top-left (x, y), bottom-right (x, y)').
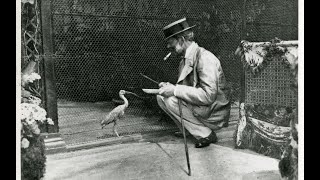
top-left (166, 37), bottom-right (184, 56)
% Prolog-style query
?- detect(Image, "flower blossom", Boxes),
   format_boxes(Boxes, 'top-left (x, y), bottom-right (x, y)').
top-left (21, 103), bottom-right (47, 123)
top-left (46, 118), bottom-right (54, 125)
top-left (22, 72), bottom-right (41, 85)
top-left (21, 138), bottom-right (30, 149)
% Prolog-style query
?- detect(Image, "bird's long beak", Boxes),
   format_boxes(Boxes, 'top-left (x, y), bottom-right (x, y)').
top-left (124, 90), bottom-right (137, 96)
top-left (124, 90), bottom-right (146, 99)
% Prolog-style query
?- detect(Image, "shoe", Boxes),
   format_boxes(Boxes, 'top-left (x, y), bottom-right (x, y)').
top-left (195, 131), bottom-right (218, 148)
top-left (174, 131), bottom-right (192, 138)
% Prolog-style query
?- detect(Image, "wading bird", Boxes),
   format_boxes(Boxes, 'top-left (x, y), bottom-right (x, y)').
top-left (100, 90), bottom-right (141, 137)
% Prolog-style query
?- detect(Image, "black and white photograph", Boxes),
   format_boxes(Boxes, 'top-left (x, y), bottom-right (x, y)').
top-left (17, 0), bottom-right (303, 179)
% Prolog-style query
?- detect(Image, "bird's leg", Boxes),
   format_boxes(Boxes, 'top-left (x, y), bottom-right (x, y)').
top-left (113, 120), bottom-right (120, 137)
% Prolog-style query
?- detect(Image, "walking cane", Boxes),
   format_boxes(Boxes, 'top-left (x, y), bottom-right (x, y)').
top-left (140, 72), bottom-right (191, 175)
top-left (178, 99), bottom-right (191, 176)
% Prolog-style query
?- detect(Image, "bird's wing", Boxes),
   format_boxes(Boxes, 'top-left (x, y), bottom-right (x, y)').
top-left (101, 112), bottom-right (116, 125)
top-left (118, 110), bottom-right (125, 118)
top-left (101, 105), bottom-right (124, 125)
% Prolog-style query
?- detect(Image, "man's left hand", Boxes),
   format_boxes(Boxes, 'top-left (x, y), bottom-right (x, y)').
top-left (159, 82), bottom-right (175, 97)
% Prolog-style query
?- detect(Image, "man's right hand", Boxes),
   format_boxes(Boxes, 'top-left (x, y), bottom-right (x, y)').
top-left (158, 82), bottom-right (176, 97)
top-left (159, 82), bottom-right (169, 88)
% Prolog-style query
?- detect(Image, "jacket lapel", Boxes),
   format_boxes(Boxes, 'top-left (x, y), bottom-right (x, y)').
top-left (177, 43), bottom-right (199, 84)
top-left (177, 60), bottom-right (193, 83)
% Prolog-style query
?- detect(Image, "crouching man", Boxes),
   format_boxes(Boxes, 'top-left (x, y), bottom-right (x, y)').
top-left (157, 18), bottom-right (231, 148)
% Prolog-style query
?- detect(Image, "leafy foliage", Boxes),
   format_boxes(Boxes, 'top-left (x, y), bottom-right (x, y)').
top-left (21, 1), bottom-right (51, 179)
top-left (236, 38), bottom-right (297, 77)
top-left (20, 71), bottom-right (53, 180)
top-left (21, 135), bottom-right (46, 180)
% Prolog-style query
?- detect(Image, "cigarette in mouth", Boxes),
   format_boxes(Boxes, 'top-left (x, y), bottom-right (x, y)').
top-left (163, 52), bottom-right (171, 61)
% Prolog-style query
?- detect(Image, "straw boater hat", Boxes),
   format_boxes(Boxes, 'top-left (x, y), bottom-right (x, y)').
top-left (163, 17), bottom-right (196, 40)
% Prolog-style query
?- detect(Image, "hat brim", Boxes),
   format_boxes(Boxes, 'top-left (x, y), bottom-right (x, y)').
top-left (164, 25), bottom-right (196, 40)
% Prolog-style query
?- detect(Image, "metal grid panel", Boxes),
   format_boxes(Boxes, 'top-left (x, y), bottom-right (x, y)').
top-left (51, 0), bottom-right (245, 103)
top-left (243, 0), bottom-right (298, 108)
top-left (51, 0), bottom-right (245, 105)
top-left (52, 16), bottom-right (179, 101)
top-left (245, 58), bottom-right (296, 107)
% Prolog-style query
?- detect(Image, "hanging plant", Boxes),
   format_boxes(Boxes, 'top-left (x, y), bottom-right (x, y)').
top-left (264, 40), bottom-right (287, 62)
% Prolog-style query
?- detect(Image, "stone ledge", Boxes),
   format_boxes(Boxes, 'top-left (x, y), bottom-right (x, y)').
top-left (66, 134), bottom-right (143, 152)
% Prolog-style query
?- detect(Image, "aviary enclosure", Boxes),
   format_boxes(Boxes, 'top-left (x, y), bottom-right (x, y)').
top-left (22, 0), bottom-right (298, 146)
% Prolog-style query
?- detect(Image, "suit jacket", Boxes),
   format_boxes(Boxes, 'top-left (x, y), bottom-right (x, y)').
top-left (175, 42), bottom-right (231, 130)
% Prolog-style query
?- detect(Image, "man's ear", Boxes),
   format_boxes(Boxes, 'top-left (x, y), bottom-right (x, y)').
top-left (177, 36), bottom-right (185, 45)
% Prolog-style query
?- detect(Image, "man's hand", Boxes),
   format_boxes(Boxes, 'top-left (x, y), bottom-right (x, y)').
top-left (159, 82), bottom-right (168, 88)
top-left (159, 82), bottom-right (175, 97)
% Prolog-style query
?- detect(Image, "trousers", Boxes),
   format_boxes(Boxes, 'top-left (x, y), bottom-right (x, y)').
top-left (156, 95), bottom-right (212, 139)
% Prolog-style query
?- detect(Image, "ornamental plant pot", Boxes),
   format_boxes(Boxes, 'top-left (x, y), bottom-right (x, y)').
top-left (21, 134), bottom-right (46, 180)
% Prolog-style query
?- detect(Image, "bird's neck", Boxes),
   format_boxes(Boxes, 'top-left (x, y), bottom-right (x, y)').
top-left (120, 94), bottom-right (129, 107)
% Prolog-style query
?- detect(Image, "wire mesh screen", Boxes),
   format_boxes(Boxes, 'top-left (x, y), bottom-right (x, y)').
top-left (50, 0), bottom-right (244, 145)
top-left (243, 0), bottom-right (298, 108)
top-left (245, 58), bottom-right (297, 107)
top-left (48, 0), bottom-right (297, 145)
top-left (52, 0), bottom-right (244, 101)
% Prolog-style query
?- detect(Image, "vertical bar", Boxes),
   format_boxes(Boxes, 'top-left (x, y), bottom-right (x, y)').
top-left (40, 0), bottom-right (59, 133)
top-left (240, 0), bottom-right (246, 103)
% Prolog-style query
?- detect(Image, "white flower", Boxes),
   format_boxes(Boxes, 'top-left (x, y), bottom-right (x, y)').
top-left (21, 104), bottom-right (32, 121)
top-left (46, 118), bottom-right (54, 125)
top-left (21, 72), bottom-right (41, 85)
top-left (21, 103), bottom-right (47, 123)
top-left (32, 105), bottom-right (47, 122)
top-left (21, 138), bottom-right (30, 149)
top-left (29, 72), bottom-right (41, 81)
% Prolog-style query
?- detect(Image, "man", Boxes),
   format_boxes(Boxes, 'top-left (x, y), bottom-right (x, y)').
top-left (157, 18), bottom-right (231, 148)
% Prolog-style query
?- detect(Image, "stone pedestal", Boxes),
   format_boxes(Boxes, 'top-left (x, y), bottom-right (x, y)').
top-left (41, 133), bottom-right (67, 154)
